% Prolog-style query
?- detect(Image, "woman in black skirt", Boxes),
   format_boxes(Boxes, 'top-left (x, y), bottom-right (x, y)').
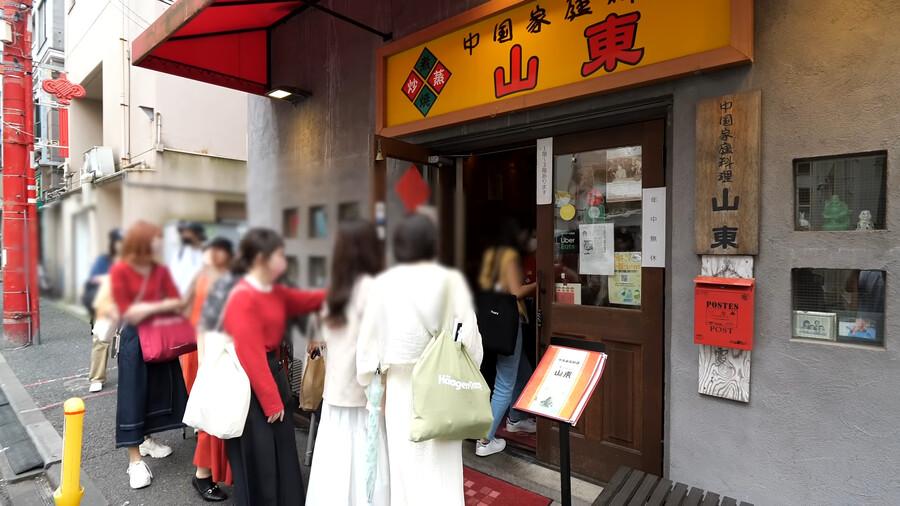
top-left (221, 229), bottom-right (325, 505)
top-left (110, 221), bottom-right (189, 490)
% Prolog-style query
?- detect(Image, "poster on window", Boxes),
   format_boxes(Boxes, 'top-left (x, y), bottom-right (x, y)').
top-left (609, 252), bottom-right (642, 306)
top-left (578, 223), bottom-right (613, 275)
top-left (605, 147), bottom-right (643, 202)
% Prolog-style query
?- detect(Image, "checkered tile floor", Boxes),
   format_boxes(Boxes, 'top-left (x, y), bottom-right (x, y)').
top-left (464, 479), bottom-right (503, 506)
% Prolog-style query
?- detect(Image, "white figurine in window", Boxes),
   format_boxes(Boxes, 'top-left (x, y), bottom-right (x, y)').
top-left (856, 210), bottom-right (874, 230)
top-left (798, 211), bottom-right (810, 229)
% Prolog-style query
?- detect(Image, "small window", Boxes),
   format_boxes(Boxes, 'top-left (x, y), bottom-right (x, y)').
top-left (792, 268), bottom-right (885, 346)
top-left (338, 202), bottom-right (361, 223)
top-left (309, 256), bottom-right (327, 288)
top-left (285, 256), bottom-right (300, 285)
top-left (283, 208), bottom-right (299, 238)
top-left (309, 206), bottom-right (328, 239)
top-left (794, 152), bottom-right (886, 231)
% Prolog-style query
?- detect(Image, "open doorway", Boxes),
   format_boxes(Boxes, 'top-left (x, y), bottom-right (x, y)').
top-left (375, 117), bottom-right (666, 483)
top-left (460, 145), bottom-right (538, 453)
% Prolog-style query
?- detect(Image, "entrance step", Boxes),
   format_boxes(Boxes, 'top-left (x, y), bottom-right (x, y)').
top-left (463, 441), bottom-right (603, 506)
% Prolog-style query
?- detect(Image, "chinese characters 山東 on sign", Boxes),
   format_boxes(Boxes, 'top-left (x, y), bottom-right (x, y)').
top-left (513, 345), bottom-right (607, 425)
top-left (378, 0), bottom-right (754, 136)
top-left (694, 90), bottom-right (760, 255)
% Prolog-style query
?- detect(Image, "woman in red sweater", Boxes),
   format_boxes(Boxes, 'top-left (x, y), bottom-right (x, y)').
top-left (223, 228), bottom-right (325, 505)
top-left (110, 221), bottom-right (189, 490)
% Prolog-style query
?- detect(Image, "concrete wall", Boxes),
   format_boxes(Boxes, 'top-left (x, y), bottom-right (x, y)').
top-left (251, 0), bottom-right (900, 503)
top-left (251, 0), bottom-right (484, 284)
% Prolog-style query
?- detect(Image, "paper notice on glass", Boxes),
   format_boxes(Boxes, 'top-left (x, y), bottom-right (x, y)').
top-left (514, 345), bottom-right (608, 425)
top-left (642, 187), bottom-right (666, 267)
top-left (555, 283), bottom-right (582, 305)
top-left (536, 137), bottom-right (553, 205)
top-left (605, 146), bottom-right (643, 202)
top-left (609, 252), bottom-right (642, 306)
top-left (578, 223), bottom-right (613, 275)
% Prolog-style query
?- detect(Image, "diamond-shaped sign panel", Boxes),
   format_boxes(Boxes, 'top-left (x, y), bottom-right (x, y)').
top-left (402, 71), bottom-right (425, 102)
top-left (414, 48), bottom-right (438, 80)
top-left (427, 62), bottom-right (451, 94)
top-left (394, 164), bottom-right (431, 213)
top-left (414, 86), bottom-right (438, 117)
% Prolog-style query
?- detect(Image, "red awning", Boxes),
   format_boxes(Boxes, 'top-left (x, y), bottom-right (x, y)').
top-left (133, 0), bottom-right (307, 95)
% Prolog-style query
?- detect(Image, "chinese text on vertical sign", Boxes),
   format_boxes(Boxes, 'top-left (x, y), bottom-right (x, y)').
top-left (694, 91), bottom-right (761, 255)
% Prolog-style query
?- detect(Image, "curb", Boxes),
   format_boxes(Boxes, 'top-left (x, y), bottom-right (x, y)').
top-left (0, 349), bottom-right (108, 505)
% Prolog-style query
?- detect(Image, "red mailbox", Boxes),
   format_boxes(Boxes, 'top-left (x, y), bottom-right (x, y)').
top-left (693, 276), bottom-right (755, 350)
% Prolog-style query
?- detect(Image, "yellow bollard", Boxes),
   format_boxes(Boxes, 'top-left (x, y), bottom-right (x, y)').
top-left (53, 397), bottom-right (85, 506)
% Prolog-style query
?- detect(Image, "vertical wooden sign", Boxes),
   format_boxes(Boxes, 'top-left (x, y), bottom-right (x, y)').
top-left (694, 90), bottom-right (761, 255)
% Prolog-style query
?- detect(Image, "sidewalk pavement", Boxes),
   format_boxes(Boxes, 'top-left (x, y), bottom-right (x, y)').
top-left (3, 299), bottom-right (598, 505)
top-left (1, 300), bottom-right (310, 505)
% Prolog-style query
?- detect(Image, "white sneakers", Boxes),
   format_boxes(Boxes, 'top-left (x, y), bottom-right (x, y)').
top-left (129, 438), bottom-right (172, 489)
top-left (128, 460), bottom-right (153, 489)
top-left (506, 418), bottom-right (537, 434)
top-left (88, 382), bottom-right (103, 393)
top-left (139, 438), bottom-right (173, 459)
top-left (475, 438), bottom-right (507, 457)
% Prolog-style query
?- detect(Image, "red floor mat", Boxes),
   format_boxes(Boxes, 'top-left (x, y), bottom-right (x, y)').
top-left (463, 467), bottom-right (552, 506)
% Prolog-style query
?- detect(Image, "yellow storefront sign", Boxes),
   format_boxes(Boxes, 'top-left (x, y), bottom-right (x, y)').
top-left (377, 0), bottom-right (753, 136)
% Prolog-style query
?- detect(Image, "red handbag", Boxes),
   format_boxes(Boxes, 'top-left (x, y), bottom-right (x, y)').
top-left (138, 314), bottom-right (197, 363)
top-left (131, 265), bottom-right (197, 363)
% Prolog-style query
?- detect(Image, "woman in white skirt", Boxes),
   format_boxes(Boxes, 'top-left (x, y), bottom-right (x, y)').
top-left (357, 214), bottom-right (483, 506)
top-left (307, 220), bottom-right (389, 505)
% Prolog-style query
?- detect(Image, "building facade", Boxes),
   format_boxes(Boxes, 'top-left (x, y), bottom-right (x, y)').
top-left (32, 0), bottom-right (66, 296)
top-left (135, 1), bottom-right (900, 503)
top-left (41, 0), bottom-right (248, 301)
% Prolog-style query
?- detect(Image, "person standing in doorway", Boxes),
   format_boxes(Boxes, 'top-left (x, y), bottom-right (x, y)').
top-left (110, 221), bottom-right (189, 490)
top-left (181, 237), bottom-right (234, 502)
top-left (475, 218), bottom-right (537, 457)
top-left (222, 228), bottom-right (325, 505)
top-left (357, 214), bottom-right (483, 506)
top-left (307, 220), bottom-right (388, 505)
top-left (170, 221), bottom-right (206, 297)
top-left (86, 229), bottom-right (123, 393)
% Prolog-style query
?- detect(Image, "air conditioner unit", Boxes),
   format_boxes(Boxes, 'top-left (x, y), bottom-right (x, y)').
top-left (82, 146), bottom-right (116, 182)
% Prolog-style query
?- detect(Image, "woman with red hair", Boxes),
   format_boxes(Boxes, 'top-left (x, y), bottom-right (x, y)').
top-left (110, 220), bottom-right (189, 490)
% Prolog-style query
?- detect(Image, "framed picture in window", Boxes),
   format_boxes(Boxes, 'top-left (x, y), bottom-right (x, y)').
top-left (793, 311), bottom-right (836, 341)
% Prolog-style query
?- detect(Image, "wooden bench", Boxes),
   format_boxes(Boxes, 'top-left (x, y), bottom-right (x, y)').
top-left (593, 466), bottom-right (753, 506)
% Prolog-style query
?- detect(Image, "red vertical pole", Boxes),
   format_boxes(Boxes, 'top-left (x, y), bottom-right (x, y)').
top-left (2, 1), bottom-right (37, 345)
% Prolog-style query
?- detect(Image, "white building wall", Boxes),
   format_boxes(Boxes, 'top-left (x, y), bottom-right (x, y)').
top-left (55, 0), bottom-right (248, 302)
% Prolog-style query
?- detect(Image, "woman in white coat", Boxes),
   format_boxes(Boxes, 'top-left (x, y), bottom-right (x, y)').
top-left (307, 220), bottom-right (388, 505)
top-left (357, 213), bottom-right (483, 506)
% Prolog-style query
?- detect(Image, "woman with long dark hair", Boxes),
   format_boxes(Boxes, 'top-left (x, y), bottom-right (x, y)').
top-left (222, 228), bottom-right (325, 505)
top-left (475, 217), bottom-right (536, 457)
top-left (110, 221), bottom-right (188, 489)
top-left (307, 220), bottom-right (388, 505)
top-left (357, 214), bottom-right (483, 505)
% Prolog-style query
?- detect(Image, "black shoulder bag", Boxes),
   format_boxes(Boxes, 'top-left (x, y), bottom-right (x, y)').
top-left (475, 248), bottom-right (520, 356)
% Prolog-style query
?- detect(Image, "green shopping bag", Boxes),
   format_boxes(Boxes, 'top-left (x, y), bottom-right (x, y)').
top-left (410, 278), bottom-right (492, 442)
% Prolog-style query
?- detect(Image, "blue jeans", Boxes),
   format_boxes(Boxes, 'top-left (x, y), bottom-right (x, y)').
top-left (507, 350), bottom-right (533, 423)
top-left (487, 322), bottom-right (523, 440)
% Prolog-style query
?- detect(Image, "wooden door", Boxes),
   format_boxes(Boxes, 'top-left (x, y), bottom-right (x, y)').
top-left (372, 135), bottom-right (455, 265)
top-left (536, 120), bottom-right (665, 482)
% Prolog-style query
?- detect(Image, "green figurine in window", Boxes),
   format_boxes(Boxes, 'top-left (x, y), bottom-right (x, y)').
top-left (822, 194), bottom-right (851, 231)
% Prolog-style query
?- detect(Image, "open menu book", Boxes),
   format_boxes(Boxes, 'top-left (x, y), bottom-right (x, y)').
top-left (513, 345), bottom-right (607, 426)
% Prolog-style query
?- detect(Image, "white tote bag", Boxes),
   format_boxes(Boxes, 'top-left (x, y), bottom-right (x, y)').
top-left (183, 290), bottom-right (251, 439)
